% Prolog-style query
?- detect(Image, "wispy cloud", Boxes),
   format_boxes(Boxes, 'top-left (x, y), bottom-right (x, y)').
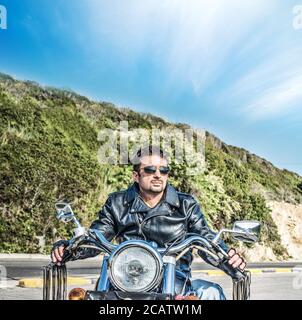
top-left (86, 0), bottom-right (277, 93)
top-left (223, 43), bottom-right (302, 120)
top-left (242, 73), bottom-right (302, 119)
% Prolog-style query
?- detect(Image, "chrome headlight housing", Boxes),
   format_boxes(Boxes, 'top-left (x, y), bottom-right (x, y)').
top-left (108, 241), bottom-right (163, 292)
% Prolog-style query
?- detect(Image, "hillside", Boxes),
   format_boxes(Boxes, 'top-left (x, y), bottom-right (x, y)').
top-left (0, 72), bottom-right (301, 260)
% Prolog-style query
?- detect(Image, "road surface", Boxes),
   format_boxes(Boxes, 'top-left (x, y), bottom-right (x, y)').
top-left (0, 258), bottom-right (301, 300)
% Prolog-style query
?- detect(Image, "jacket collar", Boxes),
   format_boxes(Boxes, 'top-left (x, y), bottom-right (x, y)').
top-left (124, 182), bottom-right (180, 208)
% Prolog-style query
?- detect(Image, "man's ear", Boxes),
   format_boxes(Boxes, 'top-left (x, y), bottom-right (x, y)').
top-left (133, 171), bottom-right (139, 183)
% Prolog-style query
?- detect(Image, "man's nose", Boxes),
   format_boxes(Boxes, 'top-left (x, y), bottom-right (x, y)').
top-left (153, 169), bottom-right (162, 176)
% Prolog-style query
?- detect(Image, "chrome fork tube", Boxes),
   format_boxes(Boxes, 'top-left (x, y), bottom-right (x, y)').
top-left (97, 255), bottom-right (110, 292)
top-left (162, 256), bottom-right (176, 296)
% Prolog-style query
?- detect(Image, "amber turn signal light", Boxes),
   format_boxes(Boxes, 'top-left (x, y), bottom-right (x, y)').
top-left (184, 295), bottom-right (199, 300)
top-left (68, 288), bottom-right (86, 300)
top-left (175, 294), bottom-right (199, 300)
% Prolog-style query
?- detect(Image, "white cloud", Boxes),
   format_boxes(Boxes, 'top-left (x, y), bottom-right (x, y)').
top-left (86, 0), bottom-right (276, 92)
top-left (223, 43), bottom-right (302, 120)
top-left (162, 0), bottom-right (276, 93)
top-left (242, 73), bottom-right (302, 119)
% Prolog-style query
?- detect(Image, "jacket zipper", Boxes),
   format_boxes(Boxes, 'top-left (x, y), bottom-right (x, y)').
top-left (139, 211), bottom-right (171, 241)
top-left (135, 209), bottom-right (172, 241)
top-left (135, 213), bottom-right (147, 240)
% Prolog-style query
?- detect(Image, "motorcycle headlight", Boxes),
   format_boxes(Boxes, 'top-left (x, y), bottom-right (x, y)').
top-left (108, 241), bottom-right (163, 292)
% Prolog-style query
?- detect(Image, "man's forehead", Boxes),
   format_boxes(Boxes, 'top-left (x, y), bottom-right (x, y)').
top-left (140, 155), bottom-right (168, 166)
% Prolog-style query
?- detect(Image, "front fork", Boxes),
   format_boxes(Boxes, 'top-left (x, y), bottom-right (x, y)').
top-left (96, 255), bottom-right (110, 291)
top-left (162, 256), bottom-right (176, 297)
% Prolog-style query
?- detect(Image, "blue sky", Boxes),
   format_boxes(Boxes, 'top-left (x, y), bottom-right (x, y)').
top-left (0, 0), bottom-right (302, 175)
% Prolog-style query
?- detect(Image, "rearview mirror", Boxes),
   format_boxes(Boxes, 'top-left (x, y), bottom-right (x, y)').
top-left (232, 220), bottom-right (261, 243)
top-left (55, 201), bottom-right (85, 237)
top-left (55, 202), bottom-right (75, 224)
top-left (212, 220), bottom-right (261, 245)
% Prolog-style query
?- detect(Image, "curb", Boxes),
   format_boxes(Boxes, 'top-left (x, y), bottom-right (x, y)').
top-left (192, 267), bottom-right (302, 276)
top-left (0, 253), bottom-right (102, 262)
top-left (0, 254), bottom-right (50, 261)
top-left (18, 277), bottom-right (92, 288)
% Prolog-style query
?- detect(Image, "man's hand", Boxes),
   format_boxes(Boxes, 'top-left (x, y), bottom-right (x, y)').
top-left (51, 246), bottom-right (65, 266)
top-left (227, 248), bottom-right (246, 271)
top-left (51, 240), bottom-right (69, 266)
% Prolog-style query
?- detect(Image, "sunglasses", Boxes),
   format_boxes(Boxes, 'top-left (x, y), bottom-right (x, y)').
top-left (140, 165), bottom-right (170, 175)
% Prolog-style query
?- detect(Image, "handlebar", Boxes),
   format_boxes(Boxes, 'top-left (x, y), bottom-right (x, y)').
top-left (69, 229), bottom-right (225, 259)
top-left (86, 229), bottom-right (216, 255)
top-left (63, 228), bottom-right (247, 281)
top-left (88, 229), bottom-right (117, 254)
top-left (157, 235), bottom-right (213, 254)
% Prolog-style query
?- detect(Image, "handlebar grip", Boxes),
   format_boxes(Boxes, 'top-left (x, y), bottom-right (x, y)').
top-left (220, 258), bottom-right (247, 281)
top-left (52, 240), bottom-right (72, 264)
top-left (60, 248), bottom-right (73, 264)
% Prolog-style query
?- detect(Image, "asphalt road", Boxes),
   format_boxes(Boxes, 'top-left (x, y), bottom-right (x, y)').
top-left (1, 273), bottom-right (301, 300)
top-left (0, 259), bottom-right (302, 300)
top-left (1, 258), bottom-right (301, 279)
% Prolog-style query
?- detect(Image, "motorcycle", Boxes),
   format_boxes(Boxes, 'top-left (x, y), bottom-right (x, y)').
top-left (43, 201), bottom-right (261, 300)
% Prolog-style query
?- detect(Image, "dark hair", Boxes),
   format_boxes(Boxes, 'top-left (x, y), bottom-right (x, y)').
top-left (132, 145), bottom-right (168, 172)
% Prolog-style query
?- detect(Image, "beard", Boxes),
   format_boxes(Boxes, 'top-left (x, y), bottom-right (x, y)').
top-left (148, 180), bottom-right (165, 193)
top-left (149, 185), bottom-right (164, 193)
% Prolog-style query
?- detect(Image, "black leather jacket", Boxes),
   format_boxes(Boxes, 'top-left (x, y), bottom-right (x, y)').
top-left (87, 182), bottom-right (229, 276)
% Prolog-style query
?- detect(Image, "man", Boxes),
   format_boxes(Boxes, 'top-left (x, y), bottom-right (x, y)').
top-left (52, 145), bottom-right (246, 299)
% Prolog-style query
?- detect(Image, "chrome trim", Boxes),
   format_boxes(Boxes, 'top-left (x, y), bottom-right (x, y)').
top-left (163, 256), bottom-right (176, 264)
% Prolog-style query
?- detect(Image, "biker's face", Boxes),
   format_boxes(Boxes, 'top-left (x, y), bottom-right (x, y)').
top-left (133, 155), bottom-right (168, 194)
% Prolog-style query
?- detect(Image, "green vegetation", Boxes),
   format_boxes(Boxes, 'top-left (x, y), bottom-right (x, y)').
top-left (0, 72), bottom-right (301, 257)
